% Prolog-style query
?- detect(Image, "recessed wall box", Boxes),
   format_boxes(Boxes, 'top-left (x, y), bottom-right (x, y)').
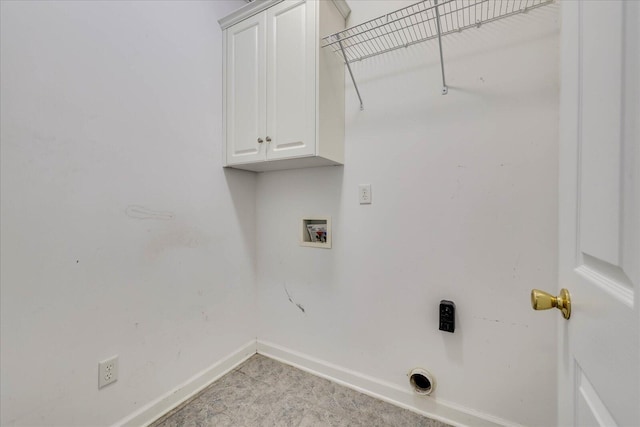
top-left (301, 217), bottom-right (331, 249)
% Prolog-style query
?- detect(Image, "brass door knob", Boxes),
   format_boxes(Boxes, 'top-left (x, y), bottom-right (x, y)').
top-left (531, 288), bottom-right (571, 319)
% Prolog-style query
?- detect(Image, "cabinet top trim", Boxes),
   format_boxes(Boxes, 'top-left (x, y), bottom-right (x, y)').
top-left (218, 0), bottom-right (350, 30)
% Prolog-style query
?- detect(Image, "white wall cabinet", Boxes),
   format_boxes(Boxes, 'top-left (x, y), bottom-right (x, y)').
top-left (220, 0), bottom-right (348, 172)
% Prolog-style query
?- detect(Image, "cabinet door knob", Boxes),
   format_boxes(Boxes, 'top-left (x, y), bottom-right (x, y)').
top-left (266, 136), bottom-right (272, 142)
top-left (257, 138), bottom-right (264, 143)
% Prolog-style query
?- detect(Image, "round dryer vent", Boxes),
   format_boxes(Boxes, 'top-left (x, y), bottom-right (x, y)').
top-left (408, 368), bottom-right (435, 395)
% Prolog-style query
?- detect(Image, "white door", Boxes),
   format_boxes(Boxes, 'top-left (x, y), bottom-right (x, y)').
top-left (266, 0), bottom-right (316, 160)
top-left (226, 12), bottom-right (266, 165)
top-left (558, 1), bottom-right (639, 426)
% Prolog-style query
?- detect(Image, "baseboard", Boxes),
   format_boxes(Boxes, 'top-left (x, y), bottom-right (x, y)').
top-left (114, 340), bottom-right (257, 427)
top-left (257, 340), bottom-right (521, 427)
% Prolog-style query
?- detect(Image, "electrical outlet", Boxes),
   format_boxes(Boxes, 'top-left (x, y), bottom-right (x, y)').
top-left (358, 184), bottom-right (372, 204)
top-left (98, 355), bottom-right (118, 389)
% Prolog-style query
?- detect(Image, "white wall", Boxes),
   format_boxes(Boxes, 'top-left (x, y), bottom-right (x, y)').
top-left (256, 1), bottom-right (560, 426)
top-left (1, 1), bottom-right (561, 425)
top-left (0, 1), bottom-right (254, 425)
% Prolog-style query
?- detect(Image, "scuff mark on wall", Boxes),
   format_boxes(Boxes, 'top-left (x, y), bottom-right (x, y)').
top-left (283, 284), bottom-right (306, 314)
top-left (125, 205), bottom-right (175, 221)
top-left (143, 226), bottom-right (209, 261)
top-left (283, 284), bottom-right (294, 304)
top-left (451, 177), bottom-right (462, 200)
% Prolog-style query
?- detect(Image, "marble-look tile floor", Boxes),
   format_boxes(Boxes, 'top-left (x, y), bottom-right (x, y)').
top-left (151, 354), bottom-right (451, 427)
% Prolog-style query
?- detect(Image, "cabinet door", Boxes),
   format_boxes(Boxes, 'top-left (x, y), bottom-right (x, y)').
top-left (226, 12), bottom-right (266, 165)
top-left (266, 0), bottom-right (316, 160)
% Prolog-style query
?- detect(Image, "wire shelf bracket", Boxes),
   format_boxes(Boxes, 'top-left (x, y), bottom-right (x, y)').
top-left (337, 35), bottom-right (364, 111)
top-left (434, 0), bottom-right (448, 95)
top-left (322, 0), bottom-right (555, 108)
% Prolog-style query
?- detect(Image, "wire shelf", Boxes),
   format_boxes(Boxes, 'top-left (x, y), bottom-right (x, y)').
top-left (321, 0), bottom-right (554, 64)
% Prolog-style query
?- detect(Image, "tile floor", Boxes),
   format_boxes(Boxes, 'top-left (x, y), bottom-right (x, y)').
top-left (151, 354), bottom-right (451, 427)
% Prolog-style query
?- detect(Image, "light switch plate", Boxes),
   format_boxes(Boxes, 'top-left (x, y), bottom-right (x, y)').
top-left (358, 184), bottom-right (372, 204)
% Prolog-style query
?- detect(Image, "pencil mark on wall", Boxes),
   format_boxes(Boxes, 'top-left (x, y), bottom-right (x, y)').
top-left (512, 252), bottom-right (522, 278)
top-left (283, 284), bottom-right (306, 314)
top-left (478, 317), bottom-right (501, 323)
top-left (451, 177), bottom-right (462, 199)
top-left (125, 205), bottom-right (175, 221)
top-left (474, 316), bottom-right (528, 328)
